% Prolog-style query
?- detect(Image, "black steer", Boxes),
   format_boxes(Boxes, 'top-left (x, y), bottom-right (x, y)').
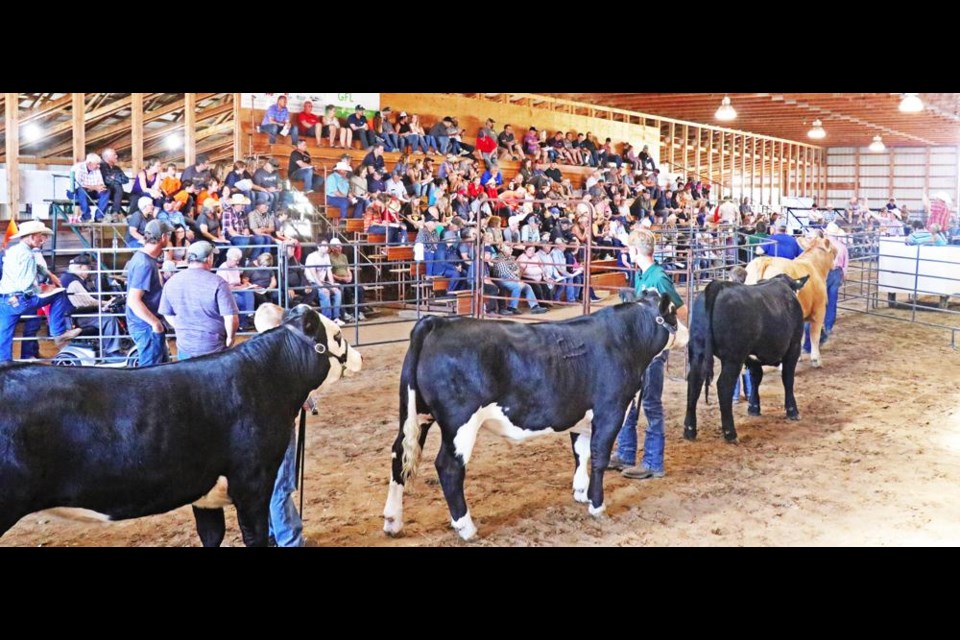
top-left (684, 274), bottom-right (807, 443)
top-left (383, 291), bottom-right (688, 541)
top-left (0, 305), bottom-right (361, 546)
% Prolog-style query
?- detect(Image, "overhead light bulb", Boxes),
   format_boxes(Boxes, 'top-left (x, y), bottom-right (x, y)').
top-left (869, 135), bottom-right (885, 152)
top-left (807, 119), bottom-right (826, 140)
top-left (22, 123), bottom-right (43, 142)
top-left (715, 96), bottom-right (737, 122)
top-left (899, 93), bottom-right (923, 113)
top-left (165, 134), bottom-right (183, 150)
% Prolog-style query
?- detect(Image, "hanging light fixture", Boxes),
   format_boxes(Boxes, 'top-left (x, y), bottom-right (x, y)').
top-left (899, 93), bottom-right (923, 113)
top-left (715, 95), bottom-right (737, 122)
top-left (807, 119), bottom-right (826, 140)
top-left (21, 123), bottom-right (43, 142)
top-left (165, 134), bottom-right (183, 150)
top-left (868, 135), bottom-right (886, 152)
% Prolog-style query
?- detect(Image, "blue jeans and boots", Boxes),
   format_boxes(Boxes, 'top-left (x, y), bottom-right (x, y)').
top-left (732, 367), bottom-right (753, 402)
top-left (803, 268), bottom-right (842, 352)
top-left (613, 351), bottom-right (668, 478)
top-left (75, 188), bottom-right (110, 222)
top-left (260, 123), bottom-right (299, 145)
top-left (269, 427), bottom-right (305, 547)
top-left (0, 291), bottom-right (77, 362)
top-left (290, 167), bottom-right (314, 191)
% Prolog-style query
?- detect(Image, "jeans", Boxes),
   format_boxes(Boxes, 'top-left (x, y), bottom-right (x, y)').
top-left (326, 196), bottom-right (358, 219)
top-left (75, 188), bottom-right (110, 221)
top-left (105, 183), bottom-right (124, 214)
top-left (260, 123), bottom-right (298, 145)
top-left (803, 266), bottom-right (843, 351)
top-left (0, 291), bottom-right (73, 362)
top-left (423, 250), bottom-right (437, 276)
top-left (232, 291), bottom-right (255, 328)
top-left (732, 368), bottom-right (753, 401)
top-left (254, 191), bottom-right (277, 212)
top-left (402, 134), bottom-right (423, 153)
top-left (499, 280), bottom-right (538, 309)
top-left (269, 427), bottom-right (304, 547)
top-left (615, 351), bottom-right (667, 471)
top-left (76, 314), bottom-right (124, 355)
top-left (435, 136), bottom-right (450, 154)
top-left (552, 275), bottom-right (578, 303)
top-left (290, 167), bottom-right (314, 191)
top-left (381, 132), bottom-right (401, 152)
top-left (129, 324), bottom-right (169, 367)
top-left (317, 287), bottom-right (342, 320)
top-left (353, 128), bottom-right (373, 149)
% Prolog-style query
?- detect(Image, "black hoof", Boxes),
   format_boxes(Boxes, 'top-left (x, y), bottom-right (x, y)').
top-left (723, 431), bottom-right (739, 443)
top-left (786, 411), bottom-right (800, 421)
top-left (683, 427), bottom-right (698, 441)
top-left (747, 405), bottom-right (761, 417)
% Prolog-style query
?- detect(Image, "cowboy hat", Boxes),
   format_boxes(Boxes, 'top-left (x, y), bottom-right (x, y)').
top-left (12, 220), bottom-right (53, 239)
top-left (229, 193), bottom-right (251, 206)
top-left (334, 161), bottom-right (352, 172)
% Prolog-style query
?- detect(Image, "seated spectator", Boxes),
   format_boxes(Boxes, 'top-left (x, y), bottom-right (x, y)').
top-left (321, 104), bottom-right (347, 148)
top-left (362, 143), bottom-right (387, 175)
top-left (180, 154), bottom-right (211, 190)
top-left (99, 148), bottom-right (129, 216)
top-left (252, 158), bottom-right (283, 212)
top-left (326, 161), bottom-right (363, 219)
top-left (159, 163), bottom-right (181, 199)
top-left (367, 167), bottom-right (386, 197)
top-left (523, 127), bottom-right (547, 163)
top-left (498, 125), bottom-right (524, 161)
top-left (196, 198), bottom-right (230, 248)
top-left (565, 132), bottom-right (583, 166)
top-left (475, 122), bottom-right (498, 166)
top-left (156, 198), bottom-right (194, 240)
top-left (347, 104), bottom-right (373, 150)
top-left (580, 133), bottom-right (599, 167)
top-left (480, 165), bottom-right (504, 190)
top-left (415, 218), bottom-right (441, 276)
top-left (409, 114), bottom-right (433, 154)
top-left (429, 117), bottom-right (454, 155)
top-left (260, 95), bottom-right (298, 145)
top-left (288, 139), bottom-right (316, 192)
top-left (906, 220), bottom-right (948, 246)
top-left (638, 144), bottom-right (656, 171)
top-left (546, 238), bottom-right (581, 302)
top-left (296, 100), bottom-right (322, 146)
top-left (125, 197), bottom-right (157, 248)
top-left (544, 160), bottom-right (563, 184)
top-left (304, 241), bottom-right (344, 326)
top-left (224, 161), bottom-right (253, 207)
top-left (282, 241), bottom-right (317, 308)
top-left (59, 254), bottom-right (124, 356)
top-left (164, 225), bottom-right (191, 267)
top-left (172, 179), bottom-right (198, 218)
top-left (377, 106), bottom-right (401, 152)
top-left (247, 201), bottom-right (282, 258)
top-left (551, 131), bottom-right (574, 164)
top-left (248, 252), bottom-right (279, 306)
top-left (490, 243), bottom-right (547, 314)
top-left (329, 238), bottom-right (367, 320)
top-left (72, 153), bottom-right (110, 222)
top-left (222, 193), bottom-right (254, 252)
top-left (396, 112), bottom-right (422, 154)
top-left (216, 247), bottom-right (255, 330)
top-left (599, 137), bottom-right (623, 168)
top-left (518, 243), bottom-right (551, 305)
top-left (520, 215), bottom-right (543, 244)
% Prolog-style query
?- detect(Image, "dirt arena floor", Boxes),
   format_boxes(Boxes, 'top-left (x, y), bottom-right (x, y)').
top-left (3, 306), bottom-right (960, 547)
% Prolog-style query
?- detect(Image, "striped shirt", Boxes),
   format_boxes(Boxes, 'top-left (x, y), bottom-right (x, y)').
top-left (928, 199), bottom-right (951, 232)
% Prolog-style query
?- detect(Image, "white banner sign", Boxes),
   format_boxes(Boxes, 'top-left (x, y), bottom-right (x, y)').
top-left (240, 93), bottom-right (380, 117)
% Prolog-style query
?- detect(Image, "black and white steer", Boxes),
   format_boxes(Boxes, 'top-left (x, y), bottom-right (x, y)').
top-left (383, 292), bottom-right (688, 541)
top-left (0, 304), bottom-right (362, 546)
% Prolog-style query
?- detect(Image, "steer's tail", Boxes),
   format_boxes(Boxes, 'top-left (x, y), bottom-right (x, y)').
top-left (690, 280), bottom-right (729, 403)
top-left (395, 316), bottom-right (440, 484)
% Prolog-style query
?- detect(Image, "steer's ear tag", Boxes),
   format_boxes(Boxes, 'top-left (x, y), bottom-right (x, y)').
top-left (315, 343), bottom-right (326, 355)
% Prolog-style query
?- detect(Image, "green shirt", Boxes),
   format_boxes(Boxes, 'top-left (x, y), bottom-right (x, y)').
top-left (329, 252), bottom-right (350, 278)
top-left (634, 262), bottom-right (684, 308)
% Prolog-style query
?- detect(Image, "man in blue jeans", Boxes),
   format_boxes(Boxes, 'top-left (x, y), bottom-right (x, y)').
top-left (804, 225), bottom-right (848, 352)
top-left (325, 161), bottom-right (361, 219)
top-left (254, 303), bottom-right (306, 547)
top-left (126, 219), bottom-right (173, 366)
top-left (610, 229), bottom-right (686, 479)
top-left (0, 221), bottom-right (83, 362)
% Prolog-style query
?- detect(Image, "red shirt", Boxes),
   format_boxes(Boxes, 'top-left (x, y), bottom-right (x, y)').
top-left (299, 111), bottom-right (320, 130)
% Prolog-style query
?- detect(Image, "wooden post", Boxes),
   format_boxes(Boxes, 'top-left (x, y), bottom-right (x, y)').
top-left (72, 92), bottom-right (85, 162)
top-left (669, 122), bottom-right (675, 168)
top-left (719, 133), bottom-right (726, 197)
top-left (232, 92), bottom-right (241, 161)
top-left (184, 93), bottom-right (196, 166)
top-left (131, 92), bottom-right (144, 170)
top-left (5, 94), bottom-right (19, 219)
top-left (695, 127), bottom-right (701, 178)
top-left (682, 124), bottom-right (689, 176)
top-left (708, 130), bottom-right (714, 189)
top-left (924, 147), bottom-right (931, 199)
top-left (752, 137), bottom-right (758, 205)
top-left (739, 135), bottom-right (745, 201)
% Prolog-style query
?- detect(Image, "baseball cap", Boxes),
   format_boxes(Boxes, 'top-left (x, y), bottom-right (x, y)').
top-left (143, 219), bottom-right (174, 241)
top-left (186, 241), bottom-right (220, 261)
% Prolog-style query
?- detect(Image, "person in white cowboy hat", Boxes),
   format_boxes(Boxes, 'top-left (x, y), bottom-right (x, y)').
top-left (222, 192), bottom-right (254, 253)
top-left (0, 220), bottom-right (84, 361)
top-left (325, 159), bottom-right (362, 219)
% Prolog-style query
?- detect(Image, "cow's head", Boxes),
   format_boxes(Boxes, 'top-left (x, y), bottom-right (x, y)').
top-left (656, 292), bottom-right (689, 352)
top-left (783, 274), bottom-right (810, 292)
top-left (256, 303), bottom-right (363, 386)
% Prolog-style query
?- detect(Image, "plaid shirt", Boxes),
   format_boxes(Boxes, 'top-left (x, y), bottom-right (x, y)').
top-left (492, 254), bottom-right (521, 280)
top-left (222, 207), bottom-right (250, 237)
top-left (928, 199), bottom-right (951, 232)
top-left (74, 161), bottom-right (104, 189)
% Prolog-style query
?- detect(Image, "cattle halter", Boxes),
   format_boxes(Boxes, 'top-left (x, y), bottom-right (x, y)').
top-left (657, 315), bottom-right (678, 350)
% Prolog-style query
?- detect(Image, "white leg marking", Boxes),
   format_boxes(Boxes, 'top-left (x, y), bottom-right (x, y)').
top-left (39, 508), bottom-right (112, 523)
top-left (572, 428), bottom-right (592, 504)
top-left (452, 413), bottom-right (484, 465)
top-left (191, 476), bottom-right (232, 509)
top-left (383, 480), bottom-right (405, 535)
top-left (452, 512), bottom-right (477, 541)
top-left (588, 503), bottom-right (606, 517)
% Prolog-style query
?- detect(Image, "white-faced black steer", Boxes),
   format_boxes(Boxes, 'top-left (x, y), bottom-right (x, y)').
top-left (0, 305), bottom-right (362, 546)
top-left (383, 291), bottom-right (688, 541)
top-left (684, 274), bottom-right (807, 443)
